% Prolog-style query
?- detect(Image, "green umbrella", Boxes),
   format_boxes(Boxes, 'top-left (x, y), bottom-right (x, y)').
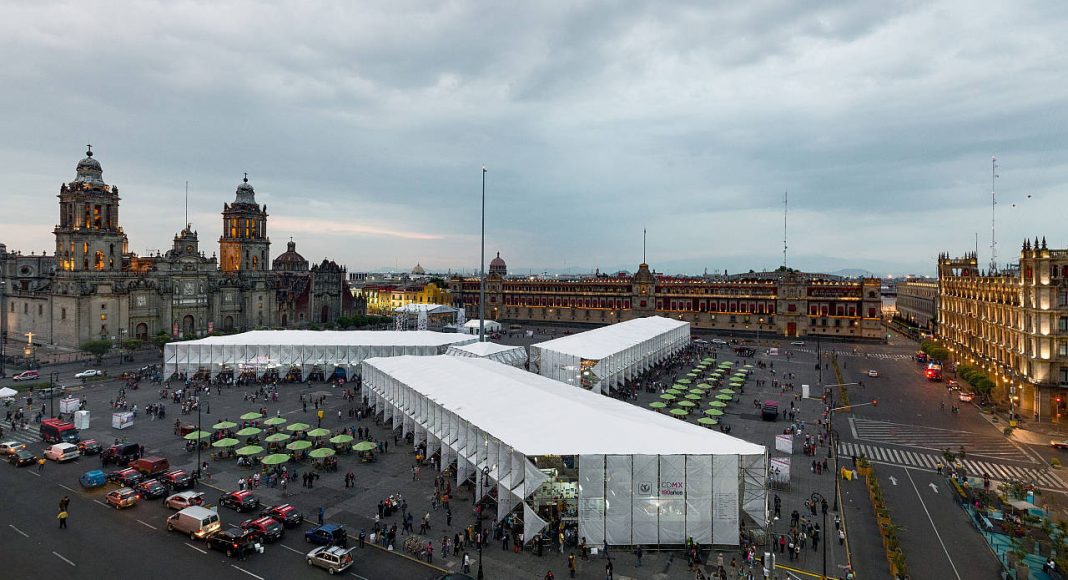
top-left (702, 358), bottom-right (714, 363)
top-left (729, 379), bottom-right (744, 385)
top-left (743, 364), bottom-right (754, 369)
top-left (183, 430), bottom-right (211, 441)
top-left (709, 400), bottom-right (728, 408)
top-left (307, 428), bottom-right (332, 438)
top-left (705, 409), bottom-right (725, 417)
top-left (669, 408), bottom-right (689, 416)
top-left (672, 383), bottom-right (689, 390)
top-left (239, 412), bottom-right (263, 421)
top-left (212, 420), bottom-right (237, 430)
top-left (264, 433), bottom-right (290, 443)
top-left (286, 422), bottom-right (311, 432)
top-left (684, 394), bottom-right (702, 400)
top-left (236, 427), bottom-right (262, 437)
top-left (676, 379), bottom-right (692, 385)
top-left (666, 388), bottom-right (683, 395)
top-left (286, 440), bottom-right (313, 451)
top-left (696, 383), bottom-right (712, 389)
top-left (235, 445), bottom-right (264, 456)
top-left (689, 389), bottom-right (705, 395)
top-left (697, 417), bottom-right (719, 426)
top-left (686, 372), bottom-right (698, 378)
top-left (720, 362), bottom-right (734, 367)
top-left (676, 400), bottom-right (697, 408)
top-left (352, 441), bottom-right (376, 452)
top-left (211, 437), bottom-right (240, 448)
top-left (261, 453), bottom-right (290, 465)
top-left (659, 393), bottom-right (677, 401)
top-left (649, 401), bottom-right (668, 409)
top-left (329, 434), bottom-right (354, 444)
top-left (263, 417), bottom-right (287, 427)
top-left (719, 388), bottom-right (736, 395)
top-left (308, 447), bottom-right (336, 459)
top-left (715, 393), bottom-right (733, 401)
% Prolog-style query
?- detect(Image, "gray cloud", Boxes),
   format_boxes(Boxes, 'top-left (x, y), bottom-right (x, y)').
top-left (1, 0), bottom-right (1066, 277)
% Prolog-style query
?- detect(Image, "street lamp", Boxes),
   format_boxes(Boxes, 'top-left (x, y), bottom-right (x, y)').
top-left (810, 491), bottom-right (827, 580)
top-left (479, 166), bottom-right (487, 343)
top-left (829, 428), bottom-right (840, 511)
top-left (0, 279), bottom-right (6, 378)
top-left (477, 466), bottom-right (489, 580)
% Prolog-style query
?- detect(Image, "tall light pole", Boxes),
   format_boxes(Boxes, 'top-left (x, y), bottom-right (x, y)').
top-left (810, 491), bottom-right (827, 580)
top-left (0, 279), bottom-right (6, 378)
top-left (479, 166), bottom-right (487, 343)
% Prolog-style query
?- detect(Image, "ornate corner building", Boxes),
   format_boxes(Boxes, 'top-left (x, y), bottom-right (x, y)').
top-left (449, 256), bottom-right (884, 340)
top-left (938, 239), bottom-right (1068, 418)
top-left (0, 148), bottom-right (362, 350)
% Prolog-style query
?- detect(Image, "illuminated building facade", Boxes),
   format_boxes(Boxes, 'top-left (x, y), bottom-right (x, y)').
top-left (937, 239), bottom-right (1068, 418)
top-left (897, 279), bottom-right (939, 330)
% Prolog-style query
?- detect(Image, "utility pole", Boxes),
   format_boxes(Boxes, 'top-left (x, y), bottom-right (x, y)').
top-left (990, 155), bottom-right (999, 273)
top-left (479, 167), bottom-right (487, 343)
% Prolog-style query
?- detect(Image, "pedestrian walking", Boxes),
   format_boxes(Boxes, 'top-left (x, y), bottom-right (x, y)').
top-left (318, 506), bottom-right (325, 525)
top-left (635, 545), bottom-right (643, 567)
top-left (59, 496), bottom-right (70, 512)
top-left (463, 552), bottom-right (471, 573)
top-left (58, 510), bottom-right (68, 528)
top-left (568, 552), bottom-right (577, 578)
top-left (37, 457), bottom-right (45, 472)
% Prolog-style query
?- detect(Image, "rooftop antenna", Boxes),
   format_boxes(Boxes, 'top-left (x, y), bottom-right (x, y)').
top-left (184, 181), bottom-right (189, 228)
top-left (783, 191), bottom-right (788, 268)
top-left (990, 155), bottom-right (999, 272)
top-left (643, 228), bottom-right (647, 264)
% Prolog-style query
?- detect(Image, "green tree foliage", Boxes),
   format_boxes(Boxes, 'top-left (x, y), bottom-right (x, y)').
top-left (80, 339), bottom-right (112, 363)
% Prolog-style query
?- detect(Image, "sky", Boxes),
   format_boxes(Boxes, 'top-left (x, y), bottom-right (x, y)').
top-left (1, 1), bottom-right (1066, 278)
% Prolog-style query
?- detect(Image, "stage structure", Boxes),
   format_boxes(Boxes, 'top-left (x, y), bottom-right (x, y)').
top-left (445, 342), bottom-right (528, 367)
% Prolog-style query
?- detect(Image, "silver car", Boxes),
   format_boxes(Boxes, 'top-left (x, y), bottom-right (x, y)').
top-left (306, 545), bottom-right (354, 574)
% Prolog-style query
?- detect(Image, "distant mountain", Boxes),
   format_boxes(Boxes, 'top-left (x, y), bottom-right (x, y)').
top-left (829, 268), bottom-right (876, 278)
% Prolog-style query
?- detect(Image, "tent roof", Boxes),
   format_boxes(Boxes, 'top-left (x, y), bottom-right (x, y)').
top-left (463, 319), bottom-right (501, 329)
top-left (448, 341), bottom-right (523, 357)
top-left (531, 316), bottom-right (689, 360)
top-left (364, 355), bottom-right (763, 457)
top-left (0, 386), bottom-right (17, 398)
top-left (178, 330), bottom-right (475, 348)
top-left (394, 304), bottom-right (457, 315)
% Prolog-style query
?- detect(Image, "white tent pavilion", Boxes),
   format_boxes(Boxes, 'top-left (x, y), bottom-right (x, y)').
top-left (363, 355), bottom-right (766, 546)
top-left (445, 341), bottom-right (528, 367)
top-left (530, 316), bottom-right (690, 394)
top-left (461, 319), bottom-right (502, 335)
top-left (164, 330), bottom-right (476, 380)
top-left (393, 304), bottom-right (458, 315)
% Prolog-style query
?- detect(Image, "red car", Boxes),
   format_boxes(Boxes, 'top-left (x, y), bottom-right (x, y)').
top-left (240, 516), bottom-right (284, 543)
top-left (161, 469), bottom-right (194, 490)
top-left (107, 467), bottom-right (144, 487)
top-left (260, 503), bottom-right (304, 528)
top-left (219, 490), bottom-right (260, 512)
top-left (137, 478), bottom-right (169, 500)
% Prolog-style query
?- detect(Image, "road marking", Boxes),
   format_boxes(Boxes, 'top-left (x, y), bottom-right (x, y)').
top-left (52, 551), bottom-right (75, 567)
top-left (58, 483), bottom-right (77, 493)
top-left (9, 525), bottom-right (29, 538)
top-left (184, 542), bottom-right (207, 554)
top-left (27, 470), bottom-right (39, 477)
top-left (93, 500), bottom-right (108, 507)
top-left (350, 573), bottom-right (371, 580)
top-left (231, 565), bottom-right (265, 580)
top-left (137, 519), bottom-right (157, 530)
top-left (905, 470), bottom-right (961, 580)
top-left (279, 543), bottom-right (304, 555)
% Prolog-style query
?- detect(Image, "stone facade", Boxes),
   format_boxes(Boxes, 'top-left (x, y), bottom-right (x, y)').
top-left (449, 259), bottom-right (884, 340)
top-left (0, 148), bottom-right (358, 350)
top-left (937, 239), bottom-right (1068, 418)
top-left (897, 279), bottom-right (938, 330)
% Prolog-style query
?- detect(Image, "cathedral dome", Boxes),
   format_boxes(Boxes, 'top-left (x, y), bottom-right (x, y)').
top-left (234, 174), bottom-right (258, 206)
top-left (489, 252), bottom-right (507, 276)
top-left (272, 240), bottom-right (308, 272)
top-left (412, 263), bottom-right (425, 275)
top-left (73, 146), bottom-right (106, 186)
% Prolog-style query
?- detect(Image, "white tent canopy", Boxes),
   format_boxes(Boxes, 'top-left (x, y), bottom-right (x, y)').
top-left (0, 386), bottom-right (17, 399)
top-left (530, 316), bottom-right (690, 394)
top-left (164, 330), bottom-right (476, 379)
top-left (461, 319), bottom-right (502, 334)
top-left (363, 355), bottom-right (766, 546)
top-left (394, 304), bottom-right (458, 315)
top-left (445, 342), bottom-right (527, 367)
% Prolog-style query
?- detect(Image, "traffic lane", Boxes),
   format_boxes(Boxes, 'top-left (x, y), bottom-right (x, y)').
top-left (235, 536), bottom-right (441, 580)
top-left (876, 464), bottom-right (1000, 580)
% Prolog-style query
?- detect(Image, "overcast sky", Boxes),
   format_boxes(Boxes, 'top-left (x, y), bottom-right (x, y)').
top-left (2, 1), bottom-right (1066, 277)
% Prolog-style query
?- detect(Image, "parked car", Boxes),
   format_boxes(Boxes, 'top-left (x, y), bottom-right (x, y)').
top-left (304, 523), bottom-right (348, 547)
top-left (130, 456), bottom-right (170, 478)
top-left (240, 516), bottom-right (285, 543)
top-left (958, 392), bottom-right (974, 403)
top-left (74, 369), bottom-right (104, 379)
top-left (1051, 440), bottom-right (1068, 450)
top-left (790, 341), bottom-right (805, 346)
top-left (167, 506), bottom-right (221, 539)
top-left (205, 527), bottom-right (263, 559)
top-left (306, 545), bottom-right (355, 574)
top-left (9, 449), bottom-right (36, 467)
top-left (867, 370), bottom-right (879, 378)
top-left (137, 478), bottom-right (169, 500)
top-left (219, 490), bottom-right (260, 512)
top-left (710, 338), bottom-right (728, 345)
top-left (105, 487), bottom-right (142, 509)
top-left (260, 504), bottom-right (304, 528)
top-left (44, 442), bottom-right (80, 462)
top-left (79, 469), bottom-right (108, 489)
top-left (0, 441), bottom-right (27, 455)
top-left (761, 401), bottom-right (779, 421)
top-left (12, 370), bottom-right (40, 381)
top-left (161, 469), bottom-right (194, 490)
top-left (77, 439), bottom-right (103, 456)
top-left (107, 467), bottom-right (144, 487)
top-left (165, 491), bottom-right (206, 510)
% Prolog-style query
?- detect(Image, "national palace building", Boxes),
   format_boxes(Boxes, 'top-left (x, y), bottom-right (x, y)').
top-left (0, 147), bottom-right (360, 351)
top-left (449, 256), bottom-right (885, 340)
top-left (938, 239), bottom-right (1068, 419)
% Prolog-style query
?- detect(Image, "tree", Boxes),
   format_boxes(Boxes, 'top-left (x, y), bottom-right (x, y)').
top-left (122, 338), bottom-right (142, 351)
top-left (151, 332), bottom-right (172, 353)
top-left (80, 339), bottom-right (112, 363)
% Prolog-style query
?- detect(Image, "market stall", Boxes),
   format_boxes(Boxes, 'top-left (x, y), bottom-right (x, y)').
top-left (164, 330), bottom-right (476, 380)
top-left (461, 319), bottom-right (502, 335)
top-left (445, 341), bottom-right (528, 367)
top-left (362, 355), bottom-right (767, 547)
top-left (529, 316), bottom-right (690, 394)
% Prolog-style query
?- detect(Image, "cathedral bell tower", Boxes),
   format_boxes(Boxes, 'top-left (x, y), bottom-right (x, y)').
top-left (54, 146), bottom-right (128, 272)
top-left (219, 174), bottom-right (270, 273)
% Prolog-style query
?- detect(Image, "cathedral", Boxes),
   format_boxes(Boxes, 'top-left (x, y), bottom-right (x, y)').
top-left (0, 147), bottom-right (361, 350)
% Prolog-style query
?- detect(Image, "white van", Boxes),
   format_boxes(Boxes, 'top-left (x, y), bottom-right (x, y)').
top-left (167, 506), bottom-right (221, 539)
top-left (44, 442), bottom-right (79, 462)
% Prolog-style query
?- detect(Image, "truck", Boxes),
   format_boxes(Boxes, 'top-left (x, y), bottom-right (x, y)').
top-left (925, 363), bottom-right (943, 382)
top-left (41, 418), bottom-right (80, 444)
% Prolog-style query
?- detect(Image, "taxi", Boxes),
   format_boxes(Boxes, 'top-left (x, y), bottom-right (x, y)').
top-left (219, 490), bottom-right (260, 512)
top-left (260, 504), bottom-right (304, 528)
top-left (105, 487), bottom-right (142, 509)
top-left (240, 516), bottom-right (285, 543)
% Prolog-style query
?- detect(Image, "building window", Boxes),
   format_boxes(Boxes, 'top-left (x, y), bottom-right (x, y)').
top-left (1061, 342), bottom-right (1068, 357)
top-left (61, 308), bottom-right (67, 320)
top-left (38, 304), bottom-right (42, 315)
top-left (23, 303), bottom-right (27, 314)
top-left (1060, 291), bottom-right (1068, 307)
top-left (1060, 317), bottom-right (1068, 332)
top-left (1061, 367), bottom-right (1068, 386)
